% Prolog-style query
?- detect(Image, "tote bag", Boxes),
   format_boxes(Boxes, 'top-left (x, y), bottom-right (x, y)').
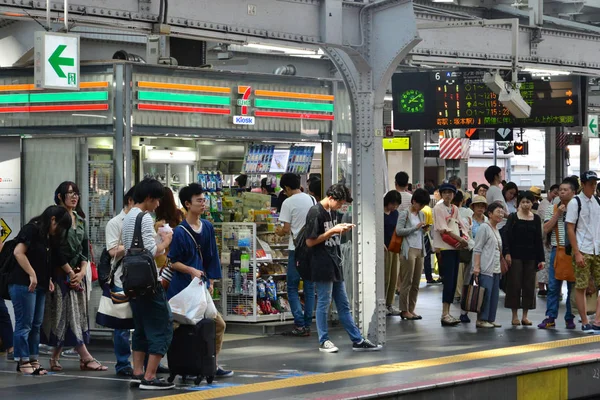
top-left (388, 212), bottom-right (408, 254)
top-left (461, 275), bottom-right (486, 313)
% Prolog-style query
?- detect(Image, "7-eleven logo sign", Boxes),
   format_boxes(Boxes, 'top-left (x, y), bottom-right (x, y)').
top-left (237, 86), bottom-right (252, 115)
top-left (234, 86), bottom-right (255, 125)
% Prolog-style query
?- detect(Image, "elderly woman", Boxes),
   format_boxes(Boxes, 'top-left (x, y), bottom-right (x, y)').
top-left (395, 189), bottom-right (431, 320)
top-left (472, 203), bottom-right (505, 328)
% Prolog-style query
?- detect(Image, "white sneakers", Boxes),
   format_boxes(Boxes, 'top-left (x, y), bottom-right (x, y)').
top-left (319, 340), bottom-right (339, 353)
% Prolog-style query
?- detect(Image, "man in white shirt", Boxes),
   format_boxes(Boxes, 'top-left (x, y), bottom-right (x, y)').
top-left (276, 173), bottom-right (316, 337)
top-left (104, 187), bottom-right (135, 377)
top-left (566, 171), bottom-right (600, 333)
top-left (122, 178), bottom-right (173, 390)
top-left (395, 171), bottom-right (413, 212)
top-left (484, 165), bottom-right (508, 229)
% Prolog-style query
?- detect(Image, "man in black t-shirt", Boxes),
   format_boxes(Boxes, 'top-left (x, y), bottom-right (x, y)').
top-left (305, 184), bottom-right (382, 354)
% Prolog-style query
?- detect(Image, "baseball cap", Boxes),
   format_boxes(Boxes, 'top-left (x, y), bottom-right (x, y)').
top-left (581, 171), bottom-right (598, 183)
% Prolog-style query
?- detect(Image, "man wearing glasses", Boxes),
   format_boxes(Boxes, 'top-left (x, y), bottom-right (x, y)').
top-left (167, 183), bottom-right (232, 378)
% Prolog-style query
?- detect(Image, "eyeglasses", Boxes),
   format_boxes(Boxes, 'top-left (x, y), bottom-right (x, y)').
top-left (66, 191), bottom-right (80, 197)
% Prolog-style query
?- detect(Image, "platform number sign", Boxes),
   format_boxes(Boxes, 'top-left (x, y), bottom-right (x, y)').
top-left (34, 32), bottom-right (80, 90)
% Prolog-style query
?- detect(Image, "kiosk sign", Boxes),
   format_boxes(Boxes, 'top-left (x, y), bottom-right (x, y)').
top-left (34, 32), bottom-right (80, 90)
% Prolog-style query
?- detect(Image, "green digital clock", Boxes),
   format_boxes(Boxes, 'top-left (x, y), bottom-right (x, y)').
top-left (400, 89), bottom-right (425, 114)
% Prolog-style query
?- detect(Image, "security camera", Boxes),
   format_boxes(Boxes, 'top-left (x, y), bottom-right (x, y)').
top-left (499, 88), bottom-right (531, 118)
top-left (483, 72), bottom-right (506, 95)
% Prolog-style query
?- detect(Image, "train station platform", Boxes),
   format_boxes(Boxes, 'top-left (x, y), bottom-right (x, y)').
top-left (2, 282), bottom-right (600, 400)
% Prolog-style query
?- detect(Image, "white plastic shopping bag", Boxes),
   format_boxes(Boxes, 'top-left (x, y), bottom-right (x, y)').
top-left (168, 277), bottom-right (207, 325)
top-left (205, 286), bottom-right (218, 319)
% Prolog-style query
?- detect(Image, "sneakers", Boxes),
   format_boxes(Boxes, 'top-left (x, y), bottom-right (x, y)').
top-left (38, 344), bottom-right (52, 355)
top-left (216, 367), bottom-right (234, 378)
top-left (352, 339), bottom-right (382, 352)
top-left (6, 351), bottom-right (14, 362)
top-left (592, 324), bottom-right (600, 334)
top-left (566, 319), bottom-right (576, 330)
top-left (130, 374), bottom-right (144, 386)
top-left (139, 377), bottom-right (175, 390)
top-left (459, 314), bottom-right (471, 323)
top-left (476, 320), bottom-right (494, 328)
top-left (582, 324), bottom-right (595, 334)
top-left (283, 327), bottom-right (310, 337)
top-left (116, 366), bottom-right (134, 377)
top-left (156, 364), bottom-right (170, 374)
top-left (386, 306), bottom-right (402, 316)
top-left (319, 340), bottom-right (339, 353)
top-left (537, 290), bottom-right (548, 298)
top-left (61, 348), bottom-right (78, 358)
top-left (537, 317), bottom-right (556, 329)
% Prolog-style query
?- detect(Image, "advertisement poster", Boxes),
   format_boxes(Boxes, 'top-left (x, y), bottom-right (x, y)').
top-left (0, 138), bottom-right (20, 241)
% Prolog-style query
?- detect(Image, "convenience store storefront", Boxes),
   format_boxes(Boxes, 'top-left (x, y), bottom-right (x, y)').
top-left (0, 62), bottom-right (354, 326)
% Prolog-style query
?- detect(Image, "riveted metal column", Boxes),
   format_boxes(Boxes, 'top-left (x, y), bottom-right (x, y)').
top-left (113, 63), bottom-right (125, 212)
top-left (545, 127), bottom-right (557, 189)
top-left (323, 0), bottom-right (420, 344)
top-left (412, 130), bottom-right (425, 188)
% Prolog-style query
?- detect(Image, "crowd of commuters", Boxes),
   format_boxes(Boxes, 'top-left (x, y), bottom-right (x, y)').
top-left (384, 167), bottom-right (600, 333)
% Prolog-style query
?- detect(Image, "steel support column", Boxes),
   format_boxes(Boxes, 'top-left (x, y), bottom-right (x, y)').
top-left (412, 130), bottom-right (425, 189)
top-left (113, 63), bottom-right (125, 212)
top-left (581, 129), bottom-right (590, 174)
top-left (323, 0), bottom-right (420, 344)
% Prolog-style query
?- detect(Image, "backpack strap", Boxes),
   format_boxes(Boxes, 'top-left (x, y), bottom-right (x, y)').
top-left (130, 212), bottom-right (145, 250)
top-left (574, 196), bottom-right (582, 231)
top-left (177, 224), bottom-right (204, 265)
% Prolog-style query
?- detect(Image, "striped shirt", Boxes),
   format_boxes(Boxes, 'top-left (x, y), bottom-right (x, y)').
top-left (122, 207), bottom-right (158, 256)
top-left (545, 204), bottom-right (566, 247)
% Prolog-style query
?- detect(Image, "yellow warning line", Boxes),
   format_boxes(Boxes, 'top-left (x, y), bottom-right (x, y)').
top-left (158, 336), bottom-right (600, 400)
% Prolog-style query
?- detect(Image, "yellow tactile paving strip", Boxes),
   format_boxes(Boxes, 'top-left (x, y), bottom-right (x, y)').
top-left (158, 335), bottom-right (600, 400)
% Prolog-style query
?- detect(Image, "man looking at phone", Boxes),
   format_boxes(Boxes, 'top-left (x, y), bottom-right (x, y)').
top-left (305, 184), bottom-right (382, 353)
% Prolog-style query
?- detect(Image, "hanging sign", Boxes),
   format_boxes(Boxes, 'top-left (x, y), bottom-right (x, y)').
top-left (0, 218), bottom-right (11, 243)
top-left (34, 32), bottom-right (80, 90)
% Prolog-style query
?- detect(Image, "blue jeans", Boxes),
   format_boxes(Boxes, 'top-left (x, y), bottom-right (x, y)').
top-left (315, 281), bottom-right (362, 345)
top-left (114, 329), bottom-right (132, 372)
top-left (287, 250), bottom-right (315, 328)
top-left (478, 274), bottom-right (500, 322)
top-left (9, 285), bottom-right (46, 361)
top-left (546, 247), bottom-right (574, 320)
top-left (0, 299), bottom-right (13, 351)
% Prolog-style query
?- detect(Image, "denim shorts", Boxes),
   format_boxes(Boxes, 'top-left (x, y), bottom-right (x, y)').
top-left (129, 286), bottom-right (173, 356)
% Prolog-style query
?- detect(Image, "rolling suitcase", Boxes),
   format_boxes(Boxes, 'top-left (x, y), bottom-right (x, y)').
top-left (167, 318), bottom-right (217, 385)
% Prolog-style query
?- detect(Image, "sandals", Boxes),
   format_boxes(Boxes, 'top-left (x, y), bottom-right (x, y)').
top-left (512, 319), bottom-right (521, 326)
top-left (80, 358), bottom-right (108, 371)
top-left (17, 361), bottom-right (47, 375)
top-left (50, 358), bottom-right (63, 372)
top-left (521, 319), bottom-right (532, 326)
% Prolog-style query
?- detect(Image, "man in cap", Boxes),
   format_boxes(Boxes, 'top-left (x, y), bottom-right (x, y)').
top-left (566, 171), bottom-right (600, 333)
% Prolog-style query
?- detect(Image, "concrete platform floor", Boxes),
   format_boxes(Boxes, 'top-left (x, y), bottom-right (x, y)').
top-left (1, 281), bottom-right (599, 400)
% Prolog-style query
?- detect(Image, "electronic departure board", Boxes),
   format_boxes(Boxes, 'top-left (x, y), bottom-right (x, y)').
top-left (392, 71), bottom-right (584, 130)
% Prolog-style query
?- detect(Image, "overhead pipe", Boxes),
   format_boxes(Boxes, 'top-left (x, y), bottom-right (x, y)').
top-left (273, 64), bottom-right (297, 76)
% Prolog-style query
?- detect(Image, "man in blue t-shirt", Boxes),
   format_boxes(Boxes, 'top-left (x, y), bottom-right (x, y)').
top-left (167, 183), bottom-right (232, 378)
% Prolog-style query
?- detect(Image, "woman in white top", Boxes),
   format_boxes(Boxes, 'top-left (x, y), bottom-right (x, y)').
top-left (395, 189), bottom-right (431, 320)
top-left (472, 203), bottom-right (505, 328)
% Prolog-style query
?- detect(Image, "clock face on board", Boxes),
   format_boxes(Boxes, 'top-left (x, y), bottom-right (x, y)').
top-left (400, 89), bottom-right (425, 113)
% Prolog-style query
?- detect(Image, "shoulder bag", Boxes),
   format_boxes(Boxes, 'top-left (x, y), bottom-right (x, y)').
top-left (122, 212), bottom-right (158, 297)
top-left (388, 212), bottom-right (409, 254)
top-left (554, 206), bottom-right (575, 282)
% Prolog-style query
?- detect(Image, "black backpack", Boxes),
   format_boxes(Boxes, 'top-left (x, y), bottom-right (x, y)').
top-left (0, 240), bottom-right (18, 300)
top-left (293, 225), bottom-right (312, 281)
top-left (122, 212), bottom-right (158, 297)
top-left (97, 248), bottom-right (113, 288)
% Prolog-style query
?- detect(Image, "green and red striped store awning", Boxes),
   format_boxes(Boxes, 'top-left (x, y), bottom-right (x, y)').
top-left (0, 81), bottom-right (109, 113)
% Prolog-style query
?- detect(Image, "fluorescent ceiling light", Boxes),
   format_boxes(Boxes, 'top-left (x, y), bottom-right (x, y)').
top-left (244, 43), bottom-right (325, 59)
top-left (432, 0), bottom-right (456, 3)
top-left (384, 95), bottom-right (393, 101)
top-left (522, 68), bottom-right (571, 76)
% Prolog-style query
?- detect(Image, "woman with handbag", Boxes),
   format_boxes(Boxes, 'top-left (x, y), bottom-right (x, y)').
top-left (42, 182), bottom-right (108, 372)
top-left (453, 191), bottom-right (474, 303)
top-left (472, 203), bottom-right (505, 328)
top-left (383, 191), bottom-right (402, 316)
top-left (432, 184), bottom-right (469, 326)
top-left (503, 190), bottom-right (545, 326)
top-left (395, 189), bottom-right (431, 320)
top-left (154, 187), bottom-right (184, 291)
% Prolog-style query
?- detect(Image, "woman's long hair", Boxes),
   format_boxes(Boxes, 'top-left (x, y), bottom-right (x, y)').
top-left (155, 187), bottom-right (183, 228)
top-left (54, 181), bottom-right (86, 218)
top-left (30, 205), bottom-right (72, 245)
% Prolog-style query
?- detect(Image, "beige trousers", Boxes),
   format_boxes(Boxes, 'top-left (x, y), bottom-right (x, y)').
top-left (384, 250), bottom-right (399, 307)
top-left (399, 248), bottom-right (424, 313)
